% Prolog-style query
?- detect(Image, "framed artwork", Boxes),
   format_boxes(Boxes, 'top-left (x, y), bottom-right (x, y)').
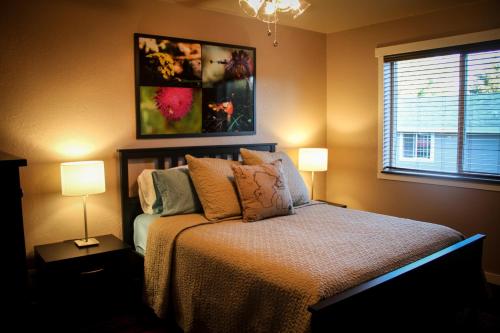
top-left (134, 33), bottom-right (256, 138)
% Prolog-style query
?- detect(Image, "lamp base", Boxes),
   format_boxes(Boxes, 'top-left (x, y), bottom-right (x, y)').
top-left (74, 238), bottom-right (100, 248)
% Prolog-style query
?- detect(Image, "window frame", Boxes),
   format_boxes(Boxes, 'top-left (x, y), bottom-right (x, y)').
top-left (376, 28), bottom-right (500, 191)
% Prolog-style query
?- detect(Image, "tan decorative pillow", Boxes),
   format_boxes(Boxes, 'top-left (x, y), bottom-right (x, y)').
top-left (186, 155), bottom-right (241, 221)
top-left (231, 160), bottom-right (294, 222)
top-left (240, 148), bottom-right (310, 206)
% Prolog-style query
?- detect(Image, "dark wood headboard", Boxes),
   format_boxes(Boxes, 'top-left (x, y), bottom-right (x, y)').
top-left (117, 143), bottom-right (277, 247)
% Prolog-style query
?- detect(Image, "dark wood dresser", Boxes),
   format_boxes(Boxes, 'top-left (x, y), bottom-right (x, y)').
top-left (0, 152), bottom-right (28, 310)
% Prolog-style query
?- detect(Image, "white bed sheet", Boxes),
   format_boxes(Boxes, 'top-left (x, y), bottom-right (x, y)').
top-left (133, 213), bottom-right (160, 255)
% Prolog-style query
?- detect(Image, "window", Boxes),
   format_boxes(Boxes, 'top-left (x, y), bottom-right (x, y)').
top-left (382, 39), bottom-right (500, 183)
top-left (399, 133), bottom-right (434, 161)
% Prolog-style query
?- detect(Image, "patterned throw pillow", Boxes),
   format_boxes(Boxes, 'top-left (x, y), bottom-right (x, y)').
top-left (231, 160), bottom-right (294, 222)
top-left (240, 148), bottom-right (310, 207)
top-left (186, 155), bottom-right (242, 221)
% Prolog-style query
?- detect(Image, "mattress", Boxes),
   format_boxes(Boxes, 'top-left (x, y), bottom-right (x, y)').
top-left (144, 203), bottom-right (463, 332)
top-left (133, 213), bottom-right (160, 255)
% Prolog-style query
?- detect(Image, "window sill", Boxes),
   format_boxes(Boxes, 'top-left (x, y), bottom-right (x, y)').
top-left (379, 169), bottom-right (500, 192)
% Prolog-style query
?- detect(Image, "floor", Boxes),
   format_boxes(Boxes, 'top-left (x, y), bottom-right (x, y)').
top-left (25, 280), bottom-right (500, 332)
top-left (25, 282), bottom-right (173, 333)
top-left (479, 283), bottom-right (500, 332)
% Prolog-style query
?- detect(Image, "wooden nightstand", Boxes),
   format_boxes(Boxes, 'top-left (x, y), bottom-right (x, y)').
top-left (34, 234), bottom-right (132, 306)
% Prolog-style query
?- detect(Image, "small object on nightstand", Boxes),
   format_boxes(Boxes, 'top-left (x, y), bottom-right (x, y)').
top-left (60, 161), bottom-right (106, 248)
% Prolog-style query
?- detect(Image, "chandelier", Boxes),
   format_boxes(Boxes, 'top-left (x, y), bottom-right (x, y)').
top-left (239, 0), bottom-right (311, 47)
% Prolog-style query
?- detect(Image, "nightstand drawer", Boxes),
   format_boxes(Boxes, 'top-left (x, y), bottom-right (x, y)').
top-left (38, 249), bottom-right (126, 277)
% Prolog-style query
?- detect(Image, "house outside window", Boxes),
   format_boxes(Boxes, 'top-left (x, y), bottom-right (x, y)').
top-left (399, 133), bottom-right (434, 162)
top-left (378, 36), bottom-right (500, 184)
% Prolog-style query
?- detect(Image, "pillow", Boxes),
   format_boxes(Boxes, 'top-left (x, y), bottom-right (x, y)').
top-left (137, 169), bottom-right (162, 214)
top-left (232, 160), bottom-right (294, 222)
top-left (137, 165), bottom-right (190, 214)
top-left (240, 148), bottom-right (310, 206)
top-left (186, 155), bottom-right (242, 221)
top-left (152, 167), bottom-right (202, 216)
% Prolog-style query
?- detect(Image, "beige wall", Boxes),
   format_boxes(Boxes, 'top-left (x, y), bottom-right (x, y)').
top-left (0, 0), bottom-right (326, 257)
top-left (326, 0), bottom-right (500, 275)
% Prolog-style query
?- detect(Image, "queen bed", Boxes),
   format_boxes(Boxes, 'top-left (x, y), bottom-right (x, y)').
top-left (118, 143), bottom-right (485, 331)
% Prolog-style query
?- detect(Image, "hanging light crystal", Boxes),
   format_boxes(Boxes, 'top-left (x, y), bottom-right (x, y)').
top-left (239, 0), bottom-right (311, 47)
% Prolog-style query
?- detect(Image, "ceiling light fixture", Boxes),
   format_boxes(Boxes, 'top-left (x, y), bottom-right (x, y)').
top-left (239, 0), bottom-right (311, 47)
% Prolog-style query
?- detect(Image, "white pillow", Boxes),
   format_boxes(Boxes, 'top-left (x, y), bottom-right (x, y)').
top-left (137, 169), bottom-right (159, 215)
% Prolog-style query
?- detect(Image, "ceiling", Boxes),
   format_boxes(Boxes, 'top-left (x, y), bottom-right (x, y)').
top-left (163, 0), bottom-right (480, 34)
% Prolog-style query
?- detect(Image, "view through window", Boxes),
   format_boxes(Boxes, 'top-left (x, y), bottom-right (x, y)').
top-left (382, 42), bottom-right (500, 182)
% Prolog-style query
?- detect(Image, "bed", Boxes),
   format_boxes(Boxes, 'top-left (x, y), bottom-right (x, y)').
top-left (118, 143), bottom-right (486, 331)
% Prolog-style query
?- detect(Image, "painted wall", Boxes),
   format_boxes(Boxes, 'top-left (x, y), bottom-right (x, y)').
top-left (326, 0), bottom-right (500, 275)
top-left (0, 0), bottom-right (326, 257)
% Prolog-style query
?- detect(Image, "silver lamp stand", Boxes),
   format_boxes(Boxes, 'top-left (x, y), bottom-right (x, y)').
top-left (74, 195), bottom-right (99, 247)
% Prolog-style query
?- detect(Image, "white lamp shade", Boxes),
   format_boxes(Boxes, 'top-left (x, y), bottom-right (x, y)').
top-left (61, 161), bottom-right (105, 196)
top-left (298, 148), bottom-right (328, 172)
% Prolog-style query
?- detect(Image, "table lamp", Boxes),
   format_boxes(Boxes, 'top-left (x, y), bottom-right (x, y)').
top-left (298, 148), bottom-right (328, 200)
top-left (61, 160), bottom-right (105, 247)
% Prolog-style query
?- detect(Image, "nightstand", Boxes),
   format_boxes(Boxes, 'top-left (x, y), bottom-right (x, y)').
top-left (34, 234), bottom-right (132, 307)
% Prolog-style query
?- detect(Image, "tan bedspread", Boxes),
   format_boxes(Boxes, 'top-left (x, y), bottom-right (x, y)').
top-left (144, 203), bottom-right (463, 332)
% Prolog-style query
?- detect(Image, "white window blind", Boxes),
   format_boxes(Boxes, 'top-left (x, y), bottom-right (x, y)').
top-left (383, 40), bottom-right (500, 183)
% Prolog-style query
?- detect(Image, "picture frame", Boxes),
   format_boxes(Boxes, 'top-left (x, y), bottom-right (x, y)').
top-left (134, 33), bottom-right (256, 138)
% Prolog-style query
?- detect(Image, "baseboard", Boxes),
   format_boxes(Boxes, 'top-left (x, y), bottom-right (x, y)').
top-left (485, 271), bottom-right (500, 285)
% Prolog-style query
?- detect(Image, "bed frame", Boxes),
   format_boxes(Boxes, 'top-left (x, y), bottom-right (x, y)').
top-left (118, 143), bottom-right (486, 330)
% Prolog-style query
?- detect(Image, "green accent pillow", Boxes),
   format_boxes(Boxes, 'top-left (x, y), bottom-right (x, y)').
top-left (152, 167), bottom-right (202, 216)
